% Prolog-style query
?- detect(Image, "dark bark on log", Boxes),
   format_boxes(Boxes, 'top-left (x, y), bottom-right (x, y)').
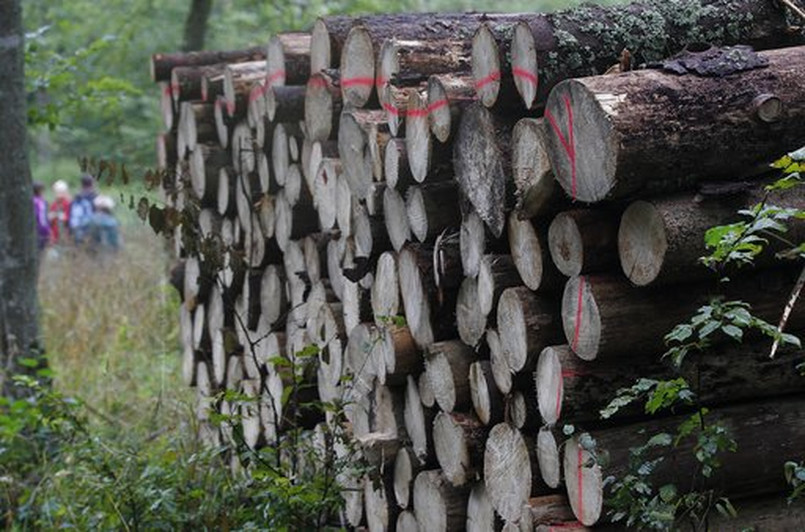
top-left (509, 0), bottom-right (804, 110)
top-left (170, 63), bottom-right (225, 106)
top-left (565, 396), bottom-right (805, 525)
top-left (433, 411), bottom-right (489, 487)
top-left (406, 181), bottom-right (461, 243)
top-left (618, 185), bottom-right (805, 286)
top-left (545, 46), bottom-right (805, 203)
top-left (508, 213), bottom-right (563, 293)
top-left (497, 286), bottom-right (562, 373)
top-left (151, 46), bottom-right (265, 82)
top-left (425, 339), bottom-right (478, 413)
top-left (266, 85), bottom-right (305, 124)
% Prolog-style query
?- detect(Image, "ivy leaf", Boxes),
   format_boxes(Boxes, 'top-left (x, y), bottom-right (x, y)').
top-left (721, 324), bottom-right (743, 342)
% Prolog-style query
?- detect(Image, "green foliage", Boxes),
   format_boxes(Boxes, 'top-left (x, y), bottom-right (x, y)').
top-left (785, 461), bottom-right (805, 502)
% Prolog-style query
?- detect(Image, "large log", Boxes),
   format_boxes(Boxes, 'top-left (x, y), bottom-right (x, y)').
top-left (305, 70), bottom-right (342, 142)
top-left (150, 46), bottom-right (265, 82)
top-left (456, 276), bottom-right (487, 348)
top-left (433, 411), bottom-right (488, 487)
top-left (469, 360), bottom-right (505, 426)
top-left (466, 483), bottom-right (499, 532)
top-left (338, 108), bottom-right (389, 199)
top-left (507, 213), bottom-right (561, 293)
top-left (618, 185), bottom-right (805, 286)
top-left (427, 73), bottom-right (475, 144)
top-left (507, 0), bottom-right (803, 109)
top-left (484, 423), bottom-right (543, 523)
top-left (535, 341), bottom-right (805, 426)
top-left (564, 396), bottom-right (805, 526)
top-left (425, 340), bottom-right (477, 413)
top-left (453, 102), bottom-right (516, 237)
top-left (404, 374), bottom-right (436, 462)
top-left (394, 446), bottom-right (424, 510)
top-left (545, 45), bottom-right (805, 203)
top-left (561, 269), bottom-right (805, 361)
top-left (170, 63), bottom-right (227, 106)
top-left (548, 208), bottom-right (620, 278)
top-left (406, 181), bottom-right (461, 243)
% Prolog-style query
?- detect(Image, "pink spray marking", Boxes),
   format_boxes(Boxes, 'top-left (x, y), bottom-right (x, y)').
top-left (512, 67), bottom-right (538, 86)
top-left (341, 77), bottom-right (375, 88)
top-left (474, 70), bottom-right (501, 90)
top-left (544, 94), bottom-right (577, 199)
top-left (265, 70), bottom-right (286, 85)
top-left (426, 99), bottom-right (448, 114)
top-left (571, 276), bottom-right (585, 352)
top-left (382, 102), bottom-right (403, 117)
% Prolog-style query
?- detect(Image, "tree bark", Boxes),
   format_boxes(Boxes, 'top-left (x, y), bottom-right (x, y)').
top-left (565, 396), bottom-right (805, 526)
top-left (181, 0), bottom-right (213, 52)
top-left (406, 182), bottom-right (461, 243)
top-left (151, 46), bottom-right (265, 82)
top-left (0, 0), bottom-right (42, 395)
top-left (545, 46), bottom-right (805, 203)
top-left (509, 0), bottom-right (804, 110)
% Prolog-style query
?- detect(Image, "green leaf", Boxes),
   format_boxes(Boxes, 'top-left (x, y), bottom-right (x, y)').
top-left (721, 324), bottom-right (743, 342)
top-left (658, 484), bottom-right (677, 502)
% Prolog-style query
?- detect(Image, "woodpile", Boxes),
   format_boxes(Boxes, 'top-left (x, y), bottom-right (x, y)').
top-left (152, 0), bottom-right (805, 528)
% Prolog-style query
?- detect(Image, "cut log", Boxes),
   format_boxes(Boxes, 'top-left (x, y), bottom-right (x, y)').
top-left (223, 61), bottom-right (265, 118)
top-left (460, 209), bottom-right (485, 279)
top-left (365, 472), bottom-right (400, 531)
top-left (413, 470), bottom-right (470, 532)
top-left (241, 378), bottom-right (264, 449)
top-left (508, 213), bottom-right (560, 293)
top-left (509, 389), bottom-right (539, 432)
top-left (305, 70), bottom-right (342, 142)
top-left (434, 411), bottom-right (488, 487)
top-left (406, 182), bottom-right (461, 243)
top-left (156, 132), bottom-right (177, 173)
top-left (338, 108), bottom-right (390, 199)
top-left (274, 190), bottom-right (319, 252)
top-left (259, 264), bottom-right (287, 329)
top-left (247, 84), bottom-right (267, 149)
top-left (310, 15), bottom-right (355, 74)
top-left (545, 46), bottom-right (805, 203)
top-left (470, 17), bottom-right (532, 109)
top-left (453, 102), bottom-right (515, 237)
top-left (384, 138), bottom-right (414, 192)
top-left (170, 63), bottom-right (226, 105)
top-left (486, 328), bottom-right (512, 395)
top-left (179, 101), bottom-right (216, 155)
top-left (478, 254), bottom-right (522, 318)
top-left (327, 236), bottom-right (346, 301)
top-left (394, 446), bottom-right (423, 509)
top-left (335, 172), bottom-right (353, 238)
top-left (266, 32), bottom-right (311, 88)
top-left (466, 483), bottom-right (498, 532)
top-left (427, 73), bottom-right (475, 144)
top-left (265, 84), bottom-right (306, 124)
top-left (212, 96), bottom-right (230, 149)
top-left (404, 89), bottom-right (433, 183)
top-left (425, 340), bottom-right (477, 413)
top-left (371, 251), bottom-right (400, 325)
top-left (383, 186), bottom-right (411, 252)
top-left (396, 510), bottom-right (419, 531)
top-left (469, 360), bottom-right (504, 426)
top-left (271, 122), bottom-right (295, 187)
top-left (159, 82), bottom-right (176, 131)
top-left (497, 286), bottom-right (560, 373)
top-left (548, 208), bottom-right (619, 278)
top-left (303, 233), bottom-right (329, 286)
top-left (456, 276), bottom-right (486, 348)
top-left (536, 426), bottom-right (562, 490)
top-left (564, 396), bottom-right (805, 526)
top-left (418, 371), bottom-right (436, 409)
top-left (618, 186), bottom-right (805, 286)
top-left (483, 423), bottom-right (536, 523)
top-left (344, 321), bottom-right (382, 392)
top-left (305, 139), bottom-right (339, 197)
top-left (509, 0), bottom-right (803, 110)
top-left (189, 143), bottom-right (227, 206)
top-left (518, 494), bottom-right (577, 531)
top-left (377, 83), bottom-right (412, 138)
top-left (150, 46), bottom-right (265, 82)
top-left (314, 157), bottom-right (341, 231)
top-left (380, 324), bottom-right (421, 385)
top-left (511, 118), bottom-right (566, 220)
top-left (230, 121), bottom-right (255, 174)
top-left (536, 340), bottom-right (805, 426)
top-left (284, 164), bottom-right (312, 207)
top-left (404, 375), bottom-right (435, 461)
top-left (561, 270), bottom-right (805, 361)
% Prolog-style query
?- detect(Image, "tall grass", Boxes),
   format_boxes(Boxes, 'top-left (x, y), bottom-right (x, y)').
top-left (37, 210), bottom-right (193, 438)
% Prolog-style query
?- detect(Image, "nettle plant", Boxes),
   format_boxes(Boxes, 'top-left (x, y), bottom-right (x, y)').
top-left (586, 151), bottom-right (805, 530)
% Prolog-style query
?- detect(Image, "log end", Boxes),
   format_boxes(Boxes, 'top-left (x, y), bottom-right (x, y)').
top-left (536, 427), bottom-right (561, 489)
top-left (548, 211), bottom-right (584, 278)
top-left (341, 25), bottom-right (376, 107)
top-left (471, 23), bottom-right (501, 108)
top-left (535, 345), bottom-right (564, 426)
top-left (563, 435), bottom-right (603, 526)
top-left (310, 19), bottom-right (331, 74)
top-left (266, 35), bottom-right (287, 88)
top-left (483, 423), bottom-right (532, 523)
top-left (618, 200), bottom-right (667, 287)
top-left (428, 75), bottom-right (452, 143)
top-left (305, 73), bottom-right (334, 142)
top-left (511, 21), bottom-right (538, 110)
top-left (406, 89), bottom-right (432, 183)
top-left (560, 276), bottom-right (600, 361)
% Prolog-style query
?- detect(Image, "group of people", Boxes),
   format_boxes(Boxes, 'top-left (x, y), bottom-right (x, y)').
top-left (32, 174), bottom-right (121, 255)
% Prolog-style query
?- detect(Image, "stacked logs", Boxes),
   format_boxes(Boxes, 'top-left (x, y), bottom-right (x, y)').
top-left (153, 0), bottom-right (805, 529)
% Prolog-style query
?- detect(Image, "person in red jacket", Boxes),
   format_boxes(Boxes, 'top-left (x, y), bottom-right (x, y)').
top-left (48, 180), bottom-right (71, 244)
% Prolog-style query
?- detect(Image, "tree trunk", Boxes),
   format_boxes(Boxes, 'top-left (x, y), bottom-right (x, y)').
top-left (0, 1), bottom-right (42, 394)
top-left (548, 208), bottom-right (620, 278)
top-left (618, 185), bottom-right (805, 286)
top-left (564, 396), bottom-right (805, 526)
top-left (181, 0), bottom-right (213, 52)
top-left (170, 63), bottom-right (225, 105)
top-left (509, 0), bottom-right (803, 110)
top-left (497, 286), bottom-right (561, 373)
top-left (545, 46), bottom-right (805, 203)
top-left (425, 340), bottom-right (477, 413)
top-left (478, 254), bottom-right (522, 318)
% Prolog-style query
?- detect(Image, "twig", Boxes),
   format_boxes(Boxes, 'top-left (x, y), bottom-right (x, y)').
top-left (781, 0), bottom-right (805, 22)
top-left (770, 263), bottom-right (805, 358)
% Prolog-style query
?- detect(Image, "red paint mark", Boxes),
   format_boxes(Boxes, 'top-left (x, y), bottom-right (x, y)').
top-left (162, 84), bottom-right (173, 97)
top-left (561, 368), bottom-right (587, 378)
top-left (226, 100), bottom-right (235, 117)
top-left (571, 276), bottom-right (585, 352)
top-left (201, 84), bottom-right (208, 102)
top-left (577, 444), bottom-right (585, 524)
top-left (265, 70), bottom-right (286, 85)
top-left (374, 76), bottom-right (387, 88)
top-left (170, 83), bottom-right (179, 98)
top-left (308, 76), bottom-right (328, 89)
top-left (249, 86), bottom-right (264, 103)
top-left (474, 70), bottom-right (500, 90)
top-left (545, 94), bottom-right (577, 199)
top-left (382, 102), bottom-right (403, 117)
top-left (512, 66), bottom-right (538, 86)
top-left (406, 106), bottom-right (429, 118)
top-left (426, 99), bottom-right (448, 113)
top-left (341, 77), bottom-right (375, 88)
